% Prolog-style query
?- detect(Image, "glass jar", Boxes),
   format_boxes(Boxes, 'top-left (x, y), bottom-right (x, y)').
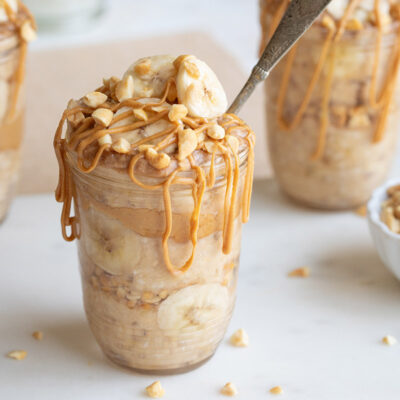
top-left (0, 30), bottom-right (25, 222)
top-left (263, 11), bottom-right (400, 209)
top-left (67, 150), bottom-right (249, 374)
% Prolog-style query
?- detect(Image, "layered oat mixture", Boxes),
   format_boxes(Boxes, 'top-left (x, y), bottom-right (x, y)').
top-left (381, 184), bottom-right (400, 233)
top-left (54, 55), bottom-right (255, 372)
top-left (0, 1), bottom-right (36, 221)
top-left (260, 0), bottom-right (400, 209)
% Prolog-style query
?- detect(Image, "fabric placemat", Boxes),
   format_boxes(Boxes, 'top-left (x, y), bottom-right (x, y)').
top-left (19, 31), bottom-right (270, 194)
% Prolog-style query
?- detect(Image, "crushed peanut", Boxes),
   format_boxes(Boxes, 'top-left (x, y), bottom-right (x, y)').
top-left (115, 75), bottom-right (134, 102)
top-left (20, 21), bottom-right (37, 42)
top-left (382, 335), bottom-right (397, 346)
top-left (32, 331), bottom-right (43, 341)
top-left (207, 123), bottom-right (225, 140)
top-left (226, 135), bottom-right (239, 154)
top-left (98, 134), bottom-right (112, 147)
top-left (230, 328), bottom-right (249, 347)
top-left (145, 148), bottom-right (171, 170)
top-left (133, 108), bottom-right (148, 121)
top-left (168, 104), bottom-right (188, 122)
top-left (288, 266), bottom-right (310, 278)
top-left (270, 386), bottom-right (283, 395)
top-left (83, 91), bottom-right (108, 108)
top-left (92, 108), bottom-right (114, 127)
top-left (7, 350), bottom-right (27, 360)
top-left (67, 99), bottom-right (85, 127)
top-left (354, 205), bottom-right (367, 217)
top-left (178, 128), bottom-right (197, 160)
top-left (112, 138), bottom-right (131, 154)
top-left (221, 382), bottom-right (238, 396)
top-left (146, 381), bottom-right (165, 398)
top-left (345, 18), bottom-right (363, 31)
top-left (381, 185), bottom-right (400, 233)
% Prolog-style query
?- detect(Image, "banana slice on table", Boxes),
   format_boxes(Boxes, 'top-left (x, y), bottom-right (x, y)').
top-left (123, 55), bottom-right (177, 98)
top-left (176, 55), bottom-right (228, 119)
top-left (157, 283), bottom-right (229, 334)
top-left (83, 207), bottom-right (142, 276)
top-left (0, 0), bottom-right (18, 23)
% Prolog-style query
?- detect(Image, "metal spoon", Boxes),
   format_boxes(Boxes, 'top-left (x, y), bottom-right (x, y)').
top-left (228, 0), bottom-right (332, 114)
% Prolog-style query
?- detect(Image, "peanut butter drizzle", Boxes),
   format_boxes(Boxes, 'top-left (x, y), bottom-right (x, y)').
top-left (2, 1), bottom-right (36, 122)
top-left (260, 0), bottom-right (400, 159)
top-left (54, 79), bottom-right (255, 276)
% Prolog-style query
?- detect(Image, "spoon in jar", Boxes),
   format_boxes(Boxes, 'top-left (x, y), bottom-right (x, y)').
top-left (228, 0), bottom-right (333, 114)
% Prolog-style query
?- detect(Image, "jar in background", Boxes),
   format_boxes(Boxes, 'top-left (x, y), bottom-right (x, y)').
top-left (261, 1), bottom-right (400, 209)
top-left (0, 31), bottom-right (25, 222)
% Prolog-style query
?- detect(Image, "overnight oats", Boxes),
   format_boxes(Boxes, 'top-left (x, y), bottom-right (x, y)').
top-left (54, 55), bottom-right (255, 373)
top-left (0, 0), bottom-right (36, 222)
top-left (260, 0), bottom-right (400, 209)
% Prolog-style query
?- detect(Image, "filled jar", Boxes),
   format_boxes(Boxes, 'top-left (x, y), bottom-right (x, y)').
top-left (0, 0), bottom-right (36, 222)
top-left (54, 55), bottom-right (255, 373)
top-left (260, 0), bottom-right (400, 209)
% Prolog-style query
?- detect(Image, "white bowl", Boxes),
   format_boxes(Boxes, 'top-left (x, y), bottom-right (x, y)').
top-left (368, 179), bottom-right (400, 280)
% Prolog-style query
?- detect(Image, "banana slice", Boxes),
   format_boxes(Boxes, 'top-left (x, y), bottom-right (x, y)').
top-left (83, 206), bottom-right (142, 276)
top-left (176, 55), bottom-right (228, 118)
top-left (0, 80), bottom-right (9, 122)
top-left (157, 283), bottom-right (229, 334)
top-left (0, 0), bottom-right (18, 23)
top-left (123, 55), bottom-right (177, 98)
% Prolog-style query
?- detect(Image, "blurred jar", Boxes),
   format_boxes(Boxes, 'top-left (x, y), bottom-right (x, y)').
top-left (23, 0), bottom-right (105, 31)
top-left (261, 0), bottom-right (400, 210)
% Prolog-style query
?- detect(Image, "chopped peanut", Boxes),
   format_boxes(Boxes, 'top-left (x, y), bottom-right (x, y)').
top-left (145, 148), bottom-right (171, 170)
top-left (270, 386), bottom-right (283, 395)
top-left (115, 75), bottom-right (134, 102)
top-left (221, 382), bottom-right (238, 396)
top-left (133, 108), bottom-right (148, 121)
top-left (207, 123), bottom-right (225, 140)
top-left (288, 266), bottom-right (310, 278)
top-left (92, 108), bottom-right (114, 127)
top-left (226, 135), bottom-right (239, 154)
top-left (7, 350), bottom-right (27, 360)
top-left (98, 134), bottom-right (112, 146)
top-left (146, 381), bottom-right (165, 398)
top-left (382, 335), bottom-right (397, 346)
top-left (345, 18), bottom-right (363, 31)
top-left (230, 328), bottom-right (249, 347)
top-left (178, 128), bottom-right (197, 160)
top-left (168, 104), bottom-right (188, 122)
top-left (83, 91), bottom-right (108, 108)
top-left (20, 21), bottom-right (37, 42)
top-left (67, 99), bottom-right (85, 128)
top-left (112, 138), bottom-right (131, 154)
top-left (32, 331), bottom-right (43, 341)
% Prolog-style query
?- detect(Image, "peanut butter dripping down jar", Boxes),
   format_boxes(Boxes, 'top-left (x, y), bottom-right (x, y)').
top-left (54, 69), bottom-right (255, 373)
top-left (260, 0), bottom-right (400, 209)
top-left (0, 1), bottom-right (36, 222)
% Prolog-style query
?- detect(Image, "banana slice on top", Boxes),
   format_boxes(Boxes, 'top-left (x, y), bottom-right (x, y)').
top-left (123, 55), bottom-right (177, 98)
top-left (157, 283), bottom-right (229, 334)
top-left (176, 55), bottom-right (228, 119)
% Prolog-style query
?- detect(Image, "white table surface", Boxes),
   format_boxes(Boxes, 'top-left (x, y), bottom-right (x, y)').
top-left (1, 179), bottom-right (400, 399)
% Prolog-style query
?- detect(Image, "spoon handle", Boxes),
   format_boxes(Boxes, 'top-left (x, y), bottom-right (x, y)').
top-left (228, 0), bottom-right (332, 114)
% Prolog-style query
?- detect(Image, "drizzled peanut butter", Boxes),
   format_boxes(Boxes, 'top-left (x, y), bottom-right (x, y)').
top-left (260, 0), bottom-right (400, 159)
top-left (54, 61), bottom-right (255, 277)
top-left (0, 1), bottom-right (36, 122)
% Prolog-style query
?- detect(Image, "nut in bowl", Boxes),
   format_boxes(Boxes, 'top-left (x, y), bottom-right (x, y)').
top-left (368, 179), bottom-right (400, 281)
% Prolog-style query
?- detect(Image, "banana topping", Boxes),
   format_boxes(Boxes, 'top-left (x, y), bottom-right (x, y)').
top-left (176, 55), bottom-right (228, 118)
